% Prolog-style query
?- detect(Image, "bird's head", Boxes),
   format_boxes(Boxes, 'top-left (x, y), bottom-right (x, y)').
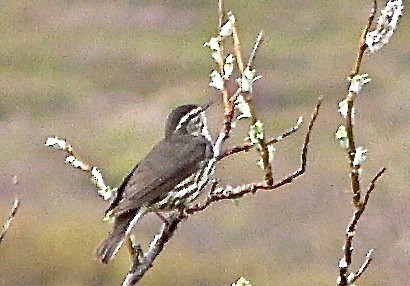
top-left (165, 102), bottom-right (212, 142)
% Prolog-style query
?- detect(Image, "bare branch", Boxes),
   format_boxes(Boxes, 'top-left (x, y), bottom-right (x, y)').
top-left (0, 198), bottom-right (20, 246)
top-left (351, 249), bottom-right (374, 283)
top-left (362, 167), bottom-right (387, 207)
top-left (336, 1), bottom-right (401, 282)
top-left (229, 11), bottom-right (245, 75)
top-left (218, 87), bottom-right (242, 148)
top-left (218, 0), bottom-right (224, 31)
top-left (230, 24), bottom-right (274, 186)
top-left (351, 0), bottom-right (377, 76)
top-left (45, 137), bottom-right (114, 200)
top-left (346, 98), bottom-right (361, 208)
top-left (215, 0), bottom-right (229, 112)
top-left (218, 116), bottom-right (303, 160)
top-left (246, 31), bottom-right (264, 71)
top-left (338, 2), bottom-right (377, 281)
top-left (188, 97), bottom-right (322, 213)
top-left (122, 213), bottom-right (185, 286)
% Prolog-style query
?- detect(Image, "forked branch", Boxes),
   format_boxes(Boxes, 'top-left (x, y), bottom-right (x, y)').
top-left (336, 0), bottom-right (403, 284)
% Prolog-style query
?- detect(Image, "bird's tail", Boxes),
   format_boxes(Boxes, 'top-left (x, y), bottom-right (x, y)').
top-left (95, 208), bottom-right (145, 264)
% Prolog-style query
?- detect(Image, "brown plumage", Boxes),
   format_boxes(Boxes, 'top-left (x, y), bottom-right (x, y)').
top-left (96, 104), bottom-right (213, 263)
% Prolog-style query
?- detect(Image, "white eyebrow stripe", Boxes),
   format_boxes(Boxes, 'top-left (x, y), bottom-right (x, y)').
top-left (175, 106), bottom-right (203, 131)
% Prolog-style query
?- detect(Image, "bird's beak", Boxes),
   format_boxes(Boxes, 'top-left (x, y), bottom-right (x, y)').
top-left (201, 100), bottom-right (213, 111)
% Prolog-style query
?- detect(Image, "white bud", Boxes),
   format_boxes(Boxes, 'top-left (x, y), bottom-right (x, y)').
top-left (219, 20), bottom-right (233, 37)
top-left (248, 120), bottom-right (264, 145)
top-left (335, 125), bottom-right (349, 149)
top-left (236, 67), bottom-right (262, 93)
top-left (338, 98), bottom-right (355, 119)
top-left (232, 277), bottom-right (252, 286)
top-left (223, 54), bottom-right (235, 79)
top-left (353, 146), bottom-right (367, 166)
top-left (45, 136), bottom-right (72, 152)
top-left (235, 95), bottom-right (252, 120)
top-left (209, 70), bottom-right (224, 91)
top-left (204, 37), bottom-right (221, 51)
top-left (366, 0), bottom-right (403, 53)
top-left (348, 74), bottom-right (371, 94)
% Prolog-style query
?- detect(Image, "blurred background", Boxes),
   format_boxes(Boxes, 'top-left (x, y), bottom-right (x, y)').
top-left (0, 1), bottom-right (409, 285)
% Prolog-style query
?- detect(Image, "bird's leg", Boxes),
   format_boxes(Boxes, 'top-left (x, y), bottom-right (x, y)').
top-left (126, 234), bottom-right (143, 265)
top-left (135, 244), bottom-right (143, 263)
top-left (154, 211), bottom-right (170, 225)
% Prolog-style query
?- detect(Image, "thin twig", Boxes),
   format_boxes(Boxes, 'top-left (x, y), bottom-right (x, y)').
top-left (337, 2), bottom-right (383, 284)
top-left (345, 0), bottom-right (377, 209)
top-left (351, 249), bottom-right (374, 283)
top-left (346, 99), bottom-right (361, 208)
top-left (188, 97), bottom-right (322, 213)
top-left (243, 31), bottom-right (274, 186)
top-left (351, 0), bottom-right (377, 76)
top-left (218, 117), bottom-right (303, 160)
top-left (246, 31), bottom-right (264, 70)
top-left (362, 167), bottom-right (386, 207)
top-left (338, 168), bottom-right (385, 286)
top-left (229, 11), bottom-right (245, 75)
top-left (45, 137), bottom-right (113, 200)
top-left (0, 198), bottom-right (20, 246)
top-left (216, 0), bottom-right (230, 112)
top-left (231, 23), bottom-right (273, 186)
top-left (218, 0), bottom-right (224, 31)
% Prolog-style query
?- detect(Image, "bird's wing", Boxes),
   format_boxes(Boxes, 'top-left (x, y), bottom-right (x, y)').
top-left (105, 162), bottom-right (139, 215)
top-left (111, 135), bottom-right (212, 216)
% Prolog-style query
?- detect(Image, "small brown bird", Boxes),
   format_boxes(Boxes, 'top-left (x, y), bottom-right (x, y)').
top-left (96, 103), bottom-right (214, 263)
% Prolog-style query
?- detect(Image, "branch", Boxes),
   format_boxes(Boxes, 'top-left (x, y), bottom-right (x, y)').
top-left (230, 21), bottom-right (273, 185)
top-left (343, 3), bottom-right (377, 207)
top-left (188, 97), bottom-right (322, 213)
top-left (217, 115), bottom-right (303, 160)
top-left (122, 213), bottom-right (186, 286)
top-left (338, 169), bottom-right (385, 286)
top-left (0, 198), bottom-right (20, 246)
top-left (351, 0), bottom-right (377, 76)
top-left (363, 167), bottom-right (387, 207)
top-left (351, 249), bottom-right (374, 283)
top-left (336, 1), bottom-right (403, 284)
top-left (218, 0), bottom-right (224, 31)
top-left (45, 137), bottom-right (114, 200)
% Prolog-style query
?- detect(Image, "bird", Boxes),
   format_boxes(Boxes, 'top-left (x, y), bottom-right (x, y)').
top-left (96, 103), bottom-right (214, 264)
